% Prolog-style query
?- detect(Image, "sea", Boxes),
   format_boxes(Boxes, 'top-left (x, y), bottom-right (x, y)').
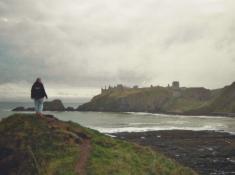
top-left (1, 100), bottom-right (235, 134)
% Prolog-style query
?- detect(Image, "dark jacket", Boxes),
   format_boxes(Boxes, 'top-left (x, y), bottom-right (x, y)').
top-left (31, 82), bottom-right (48, 100)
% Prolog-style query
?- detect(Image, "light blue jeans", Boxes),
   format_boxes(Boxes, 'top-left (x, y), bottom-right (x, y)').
top-left (34, 98), bottom-right (44, 113)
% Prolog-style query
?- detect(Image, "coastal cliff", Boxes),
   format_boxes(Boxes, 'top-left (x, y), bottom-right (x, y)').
top-left (77, 82), bottom-right (235, 116)
top-left (187, 82), bottom-right (235, 115)
top-left (77, 84), bottom-right (217, 114)
top-left (0, 114), bottom-right (196, 175)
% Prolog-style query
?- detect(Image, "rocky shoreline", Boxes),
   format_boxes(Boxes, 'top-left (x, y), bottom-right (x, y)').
top-left (111, 130), bottom-right (235, 175)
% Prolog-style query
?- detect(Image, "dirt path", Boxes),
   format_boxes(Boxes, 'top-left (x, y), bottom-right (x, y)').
top-left (75, 139), bottom-right (91, 175)
top-left (42, 114), bottom-right (92, 175)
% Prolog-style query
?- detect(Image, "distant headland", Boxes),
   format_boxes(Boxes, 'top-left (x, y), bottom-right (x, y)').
top-left (78, 81), bottom-right (235, 117)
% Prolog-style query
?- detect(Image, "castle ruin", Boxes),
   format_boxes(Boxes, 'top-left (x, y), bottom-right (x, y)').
top-left (101, 84), bottom-right (129, 93)
top-left (172, 81), bottom-right (180, 89)
top-left (101, 81), bottom-right (181, 94)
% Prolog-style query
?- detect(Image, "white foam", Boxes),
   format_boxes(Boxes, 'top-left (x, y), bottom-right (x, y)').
top-left (91, 125), bottom-right (220, 133)
top-left (125, 112), bottom-right (170, 117)
top-left (1, 109), bottom-right (12, 112)
top-left (125, 112), bottom-right (228, 119)
top-left (128, 122), bottom-right (160, 126)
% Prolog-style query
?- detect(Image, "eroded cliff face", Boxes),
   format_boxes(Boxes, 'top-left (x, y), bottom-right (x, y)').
top-left (77, 86), bottom-right (217, 114)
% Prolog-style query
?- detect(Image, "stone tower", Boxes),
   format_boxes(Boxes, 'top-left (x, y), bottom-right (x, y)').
top-left (172, 81), bottom-right (180, 89)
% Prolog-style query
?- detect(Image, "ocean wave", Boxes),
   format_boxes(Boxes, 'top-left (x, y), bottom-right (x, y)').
top-left (91, 125), bottom-right (226, 134)
top-left (125, 112), bottom-right (170, 117)
top-left (0, 109), bottom-right (12, 112)
top-left (128, 122), bottom-right (160, 126)
top-left (125, 112), bottom-right (229, 119)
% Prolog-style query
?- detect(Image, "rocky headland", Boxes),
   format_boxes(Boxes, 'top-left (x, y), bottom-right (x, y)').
top-left (77, 82), bottom-right (235, 117)
top-left (0, 114), bottom-right (197, 175)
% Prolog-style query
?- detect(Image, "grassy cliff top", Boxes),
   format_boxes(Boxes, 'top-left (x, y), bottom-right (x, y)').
top-left (0, 114), bottom-right (197, 175)
top-left (187, 82), bottom-right (235, 115)
top-left (78, 85), bottom-right (214, 113)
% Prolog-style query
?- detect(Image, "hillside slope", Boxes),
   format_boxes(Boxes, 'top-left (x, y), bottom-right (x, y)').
top-left (188, 82), bottom-right (235, 115)
top-left (77, 86), bottom-right (215, 114)
top-left (0, 114), bottom-right (197, 175)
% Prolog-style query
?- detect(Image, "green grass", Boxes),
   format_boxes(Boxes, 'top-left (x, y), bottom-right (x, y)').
top-left (188, 82), bottom-right (235, 114)
top-left (163, 98), bottom-right (208, 113)
top-left (0, 114), bottom-right (80, 175)
top-left (69, 121), bottom-right (197, 175)
top-left (86, 131), bottom-right (196, 175)
top-left (0, 114), bottom-right (198, 175)
top-left (79, 86), bottom-right (217, 113)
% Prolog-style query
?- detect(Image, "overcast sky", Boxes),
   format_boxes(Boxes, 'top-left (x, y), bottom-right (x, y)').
top-left (0, 0), bottom-right (235, 100)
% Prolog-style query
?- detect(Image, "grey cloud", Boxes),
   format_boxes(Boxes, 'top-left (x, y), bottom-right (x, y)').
top-left (0, 0), bottom-right (235, 98)
top-left (163, 25), bottom-right (206, 49)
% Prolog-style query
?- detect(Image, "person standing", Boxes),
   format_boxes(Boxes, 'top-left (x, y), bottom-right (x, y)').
top-left (31, 78), bottom-right (48, 117)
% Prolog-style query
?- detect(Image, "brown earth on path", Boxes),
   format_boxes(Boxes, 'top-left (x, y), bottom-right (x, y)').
top-left (75, 139), bottom-right (91, 175)
top-left (43, 114), bottom-right (92, 175)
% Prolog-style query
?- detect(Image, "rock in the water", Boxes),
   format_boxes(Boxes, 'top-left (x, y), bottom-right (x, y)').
top-left (43, 99), bottom-right (65, 111)
top-left (12, 106), bottom-right (25, 111)
top-left (27, 107), bottom-right (35, 111)
top-left (66, 106), bottom-right (75, 111)
top-left (12, 99), bottom-right (66, 111)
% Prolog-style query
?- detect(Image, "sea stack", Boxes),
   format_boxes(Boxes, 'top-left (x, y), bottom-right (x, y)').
top-left (43, 99), bottom-right (65, 111)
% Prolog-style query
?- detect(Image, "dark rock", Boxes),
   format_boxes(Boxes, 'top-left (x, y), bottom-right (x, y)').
top-left (26, 107), bottom-right (35, 111)
top-left (12, 99), bottom-right (66, 111)
top-left (12, 107), bottom-right (25, 111)
top-left (66, 106), bottom-right (75, 111)
top-left (112, 130), bottom-right (235, 175)
top-left (43, 99), bottom-right (65, 111)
